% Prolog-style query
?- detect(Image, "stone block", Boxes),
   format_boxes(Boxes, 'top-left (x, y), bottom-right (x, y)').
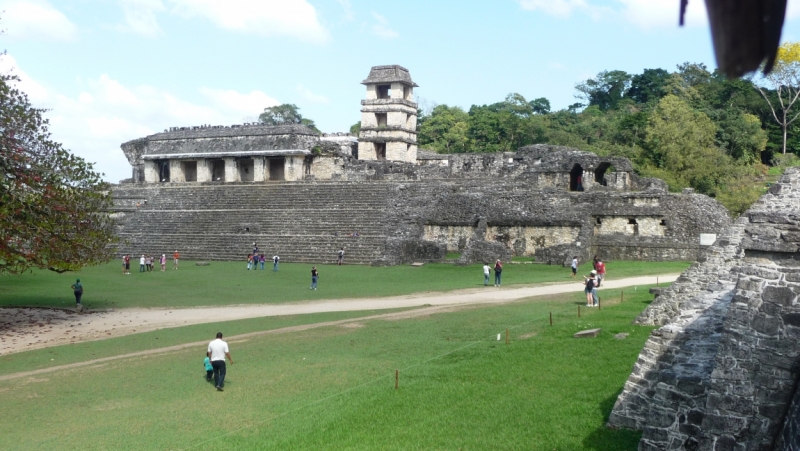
top-left (574, 328), bottom-right (601, 338)
top-left (702, 414), bottom-right (748, 434)
top-left (761, 286), bottom-right (796, 306)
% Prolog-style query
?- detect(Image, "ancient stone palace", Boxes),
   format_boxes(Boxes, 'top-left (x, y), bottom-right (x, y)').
top-left (112, 65), bottom-right (731, 266)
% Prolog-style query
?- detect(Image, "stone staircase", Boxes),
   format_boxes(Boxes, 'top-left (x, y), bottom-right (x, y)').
top-left (111, 181), bottom-right (394, 264)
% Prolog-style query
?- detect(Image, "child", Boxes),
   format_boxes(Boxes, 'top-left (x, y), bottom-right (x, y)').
top-left (204, 355), bottom-right (213, 381)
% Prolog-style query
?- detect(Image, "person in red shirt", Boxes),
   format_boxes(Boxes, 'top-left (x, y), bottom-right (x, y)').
top-left (173, 250), bottom-right (180, 269)
top-left (595, 259), bottom-right (606, 287)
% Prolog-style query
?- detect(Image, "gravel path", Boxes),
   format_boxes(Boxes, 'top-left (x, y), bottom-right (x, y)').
top-left (0, 274), bottom-right (677, 359)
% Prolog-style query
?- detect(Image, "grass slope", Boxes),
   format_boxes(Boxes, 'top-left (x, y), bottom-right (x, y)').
top-left (0, 260), bottom-right (689, 309)
top-left (0, 286), bottom-right (657, 451)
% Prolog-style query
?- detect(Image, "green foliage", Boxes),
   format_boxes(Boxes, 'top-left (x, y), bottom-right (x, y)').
top-left (575, 70), bottom-right (632, 111)
top-left (349, 121), bottom-right (361, 135)
top-left (0, 71), bottom-right (116, 274)
top-left (258, 103), bottom-right (320, 132)
top-left (418, 104), bottom-right (470, 153)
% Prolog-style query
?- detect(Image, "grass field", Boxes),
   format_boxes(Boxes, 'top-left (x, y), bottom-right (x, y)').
top-left (0, 260), bottom-right (690, 309)
top-left (0, 261), bottom-right (683, 450)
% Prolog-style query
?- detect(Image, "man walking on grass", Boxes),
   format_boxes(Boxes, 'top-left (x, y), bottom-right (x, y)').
top-left (207, 332), bottom-right (234, 391)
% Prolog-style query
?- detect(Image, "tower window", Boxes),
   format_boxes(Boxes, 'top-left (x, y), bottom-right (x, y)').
top-left (375, 113), bottom-right (387, 127)
top-left (377, 85), bottom-right (390, 99)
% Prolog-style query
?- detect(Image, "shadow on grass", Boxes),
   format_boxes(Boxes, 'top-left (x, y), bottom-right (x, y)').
top-left (582, 391), bottom-right (641, 451)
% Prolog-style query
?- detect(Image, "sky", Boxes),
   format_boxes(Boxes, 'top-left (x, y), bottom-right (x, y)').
top-left (4, 0), bottom-right (800, 183)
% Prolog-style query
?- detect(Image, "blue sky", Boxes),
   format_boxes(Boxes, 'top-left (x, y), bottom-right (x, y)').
top-left (4, 0), bottom-right (800, 183)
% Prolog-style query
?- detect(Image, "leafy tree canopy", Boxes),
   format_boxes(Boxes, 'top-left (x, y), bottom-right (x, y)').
top-left (0, 71), bottom-right (116, 274)
top-left (258, 103), bottom-right (320, 133)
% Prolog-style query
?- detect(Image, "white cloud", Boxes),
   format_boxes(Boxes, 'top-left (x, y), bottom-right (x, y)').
top-left (0, 0), bottom-right (78, 40)
top-left (115, 0), bottom-right (166, 37)
top-left (168, 0), bottom-right (329, 44)
top-left (618, 0), bottom-right (707, 29)
top-left (2, 56), bottom-right (282, 182)
top-left (337, 0), bottom-right (354, 22)
top-left (296, 84), bottom-right (329, 104)
top-left (517, 0), bottom-right (589, 18)
top-left (371, 11), bottom-right (398, 39)
top-left (788, 0), bottom-right (800, 19)
top-left (517, 0), bottom-right (707, 28)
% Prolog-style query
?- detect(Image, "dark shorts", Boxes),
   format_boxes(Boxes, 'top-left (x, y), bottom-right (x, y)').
top-left (571, 267), bottom-right (577, 274)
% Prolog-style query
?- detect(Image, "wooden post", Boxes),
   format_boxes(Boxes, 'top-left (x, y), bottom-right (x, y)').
top-left (621, 290), bottom-right (624, 303)
top-left (549, 312), bottom-right (553, 326)
top-left (395, 369), bottom-right (399, 390)
top-left (505, 328), bottom-right (509, 345)
top-left (578, 305), bottom-right (581, 318)
top-left (598, 298), bottom-right (601, 310)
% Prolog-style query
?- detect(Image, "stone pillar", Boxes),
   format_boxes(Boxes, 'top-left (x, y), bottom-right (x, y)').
top-left (224, 158), bottom-right (237, 182)
top-left (284, 156), bottom-right (301, 181)
top-left (197, 159), bottom-right (212, 182)
top-left (253, 157), bottom-right (266, 182)
top-left (169, 160), bottom-right (185, 183)
top-left (144, 160), bottom-right (159, 183)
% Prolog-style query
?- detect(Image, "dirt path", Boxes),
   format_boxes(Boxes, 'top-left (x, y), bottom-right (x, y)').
top-left (0, 274), bottom-right (676, 360)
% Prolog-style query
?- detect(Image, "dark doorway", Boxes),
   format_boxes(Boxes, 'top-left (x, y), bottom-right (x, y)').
top-left (269, 157), bottom-right (285, 181)
top-left (595, 162), bottom-right (612, 186)
top-left (210, 159), bottom-right (225, 181)
top-left (375, 142), bottom-right (386, 160)
top-left (157, 160), bottom-right (170, 182)
top-left (569, 164), bottom-right (584, 191)
top-left (238, 158), bottom-right (254, 182)
top-left (182, 161), bottom-right (197, 182)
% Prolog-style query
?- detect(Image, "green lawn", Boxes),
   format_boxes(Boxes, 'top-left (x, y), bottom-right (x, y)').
top-left (0, 285), bottom-right (657, 451)
top-left (0, 260), bottom-right (690, 309)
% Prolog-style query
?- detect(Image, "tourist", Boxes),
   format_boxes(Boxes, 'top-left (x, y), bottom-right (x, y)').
top-left (160, 254), bottom-right (166, 271)
top-left (483, 262), bottom-right (490, 286)
top-left (310, 266), bottom-right (319, 290)
top-left (121, 255), bottom-right (126, 275)
top-left (494, 260), bottom-right (503, 286)
top-left (252, 242), bottom-right (259, 255)
top-left (583, 271), bottom-right (597, 307)
top-left (571, 256), bottom-right (578, 278)
top-left (259, 253), bottom-right (266, 270)
top-left (246, 253), bottom-right (253, 270)
top-left (273, 254), bottom-right (280, 272)
top-left (207, 332), bottom-right (234, 391)
top-left (173, 250), bottom-right (180, 269)
top-left (337, 247), bottom-right (345, 266)
top-left (71, 278), bottom-right (83, 308)
top-left (124, 255), bottom-right (131, 274)
top-left (596, 259), bottom-right (606, 287)
top-left (203, 354), bottom-right (213, 382)
top-left (145, 254), bottom-right (152, 272)
top-left (139, 254), bottom-right (146, 273)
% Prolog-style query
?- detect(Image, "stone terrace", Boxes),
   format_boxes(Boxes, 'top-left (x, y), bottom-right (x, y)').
top-left (112, 181), bottom-right (394, 264)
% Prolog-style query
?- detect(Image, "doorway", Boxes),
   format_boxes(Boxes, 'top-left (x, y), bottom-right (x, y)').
top-left (269, 157), bottom-right (285, 181)
top-left (570, 164), bottom-right (584, 191)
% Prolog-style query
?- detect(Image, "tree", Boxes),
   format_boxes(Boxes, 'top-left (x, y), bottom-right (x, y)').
top-left (349, 121), bottom-right (361, 135)
top-left (258, 103), bottom-right (320, 132)
top-left (642, 95), bottom-right (730, 194)
top-left (418, 104), bottom-right (471, 153)
top-left (529, 97), bottom-right (551, 115)
top-left (0, 72), bottom-right (116, 274)
top-left (626, 68), bottom-right (669, 104)
top-left (754, 42), bottom-right (800, 154)
top-left (575, 70), bottom-right (631, 111)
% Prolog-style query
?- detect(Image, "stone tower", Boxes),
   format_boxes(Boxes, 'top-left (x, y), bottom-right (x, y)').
top-left (357, 65), bottom-right (418, 162)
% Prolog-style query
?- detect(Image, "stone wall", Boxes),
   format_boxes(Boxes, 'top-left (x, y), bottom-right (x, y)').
top-left (608, 168), bottom-right (800, 451)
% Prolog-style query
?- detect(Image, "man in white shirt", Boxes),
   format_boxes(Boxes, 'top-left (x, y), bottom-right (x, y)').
top-left (207, 332), bottom-right (234, 391)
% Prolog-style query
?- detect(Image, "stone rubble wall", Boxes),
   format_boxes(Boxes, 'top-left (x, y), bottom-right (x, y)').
top-left (609, 168), bottom-right (800, 451)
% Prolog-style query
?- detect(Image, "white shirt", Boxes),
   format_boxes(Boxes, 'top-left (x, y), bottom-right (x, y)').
top-left (483, 265), bottom-right (490, 275)
top-left (140, 256), bottom-right (145, 265)
top-left (207, 338), bottom-right (229, 361)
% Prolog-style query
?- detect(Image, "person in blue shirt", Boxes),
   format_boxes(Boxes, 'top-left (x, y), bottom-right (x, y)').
top-left (204, 355), bottom-right (213, 381)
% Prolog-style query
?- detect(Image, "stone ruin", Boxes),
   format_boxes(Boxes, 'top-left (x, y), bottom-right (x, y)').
top-left (111, 65), bottom-right (731, 266)
top-left (608, 168), bottom-right (800, 451)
